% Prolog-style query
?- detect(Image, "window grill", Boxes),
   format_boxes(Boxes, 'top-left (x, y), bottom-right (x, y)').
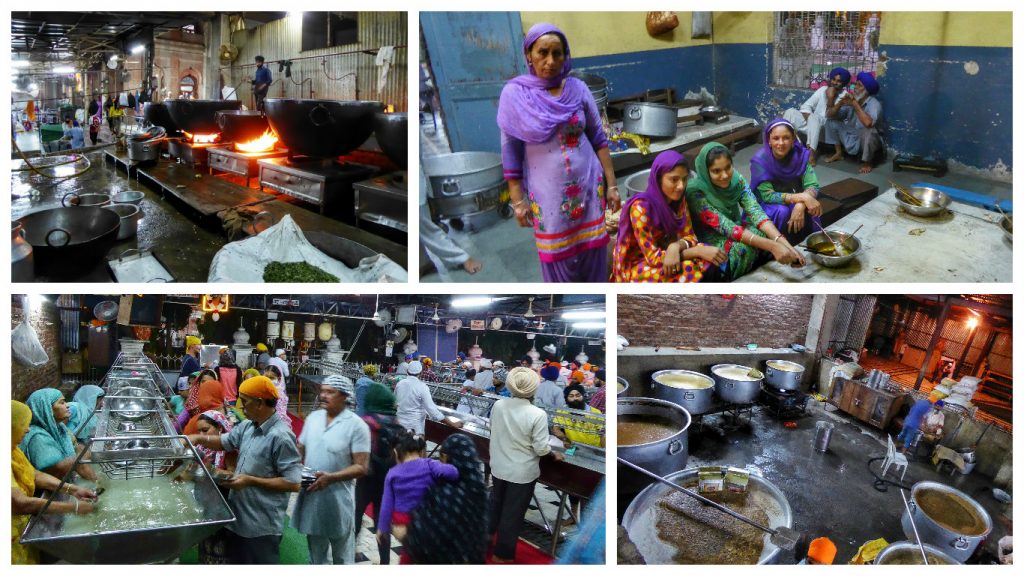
top-left (772, 12), bottom-right (881, 90)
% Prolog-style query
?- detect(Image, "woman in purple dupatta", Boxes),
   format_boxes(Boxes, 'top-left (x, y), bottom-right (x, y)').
top-left (748, 118), bottom-right (823, 242)
top-left (496, 23), bottom-right (621, 282)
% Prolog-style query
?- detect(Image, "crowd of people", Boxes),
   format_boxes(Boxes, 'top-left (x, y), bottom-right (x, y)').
top-left (12, 338), bottom-right (606, 565)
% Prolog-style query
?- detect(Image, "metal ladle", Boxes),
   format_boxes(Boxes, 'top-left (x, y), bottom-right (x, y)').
top-left (813, 220), bottom-right (844, 253)
top-left (618, 457), bottom-right (803, 551)
top-left (900, 488), bottom-right (930, 565)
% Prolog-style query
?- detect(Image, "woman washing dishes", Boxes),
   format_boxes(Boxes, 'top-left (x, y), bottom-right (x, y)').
top-left (496, 22), bottom-right (622, 282)
top-left (612, 150), bottom-right (726, 282)
top-left (686, 142), bottom-right (805, 280)
top-left (749, 119), bottom-right (824, 242)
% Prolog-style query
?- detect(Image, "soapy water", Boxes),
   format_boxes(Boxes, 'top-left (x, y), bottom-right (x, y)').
top-left (60, 476), bottom-right (206, 535)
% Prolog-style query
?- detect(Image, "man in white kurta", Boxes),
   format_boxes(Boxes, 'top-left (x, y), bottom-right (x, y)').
top-left (394, 361), bottom-right (462, 434)
top-left (781, 67), bottom-right (851, 164)
top-left (291, 375), bottom-right (370, 564)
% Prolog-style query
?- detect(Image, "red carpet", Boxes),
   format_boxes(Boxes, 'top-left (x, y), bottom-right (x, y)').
top-left (288, 412), bottom-right (303, 437)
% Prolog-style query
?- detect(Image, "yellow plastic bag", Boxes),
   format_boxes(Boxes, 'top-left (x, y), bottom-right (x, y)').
top-left (850, 538), bottom-right (889, 564)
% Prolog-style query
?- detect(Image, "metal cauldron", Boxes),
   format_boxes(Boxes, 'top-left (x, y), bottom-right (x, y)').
top-left (875, 541), bottom-right (961, 565)
top-left (422, 152), bottom-right (503, 197)
top-left (17, 207), bottom-right (120, 278)
top-left (214, 110), bottom-right (269, 143)
top-left (617, 377), bottom-right (630, 396)
top-left (373, 112), bottom-right (408, 168)
top-left (618, 397), bottom-right (691, 493)
top-left (142, 102), bottom-right (179, 134)
top-left (764, 360), bottom-right (805, 391)
top-left (622, 466), bottom-right (794, 564)
top-left (163, 99), bottom-right (242, 134)
top-left (650, 369), bottom-right (716, 415)
top-left (901, 481), bottom-right (992, 562)
top-left (622, 101), bottom-right (678, 138)
top-left (710, 364), bottom-right (763, 404)
top-left (265, 98), bottom-right (383, 158)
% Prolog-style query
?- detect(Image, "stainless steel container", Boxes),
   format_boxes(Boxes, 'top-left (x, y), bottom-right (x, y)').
top-left (104, 204), bottom-right (142, 240)
top-left (622, 101), bottom-right (678, 138)
top-left (617, 376), bottom-right (629, 396)
top-left (901, 481), bottom-right (992, 562)
top-left (62, 192), bottom-right (111, 207)
top-left (618, 397), bottom-right (691, 493)
top-left (12, 221), bottom-right (34, 282)
top-left (422, 152), bottom-right (503, 198)
top-left (127, 138), bottom-right (161, 163)
top-left (112, 191), bottom-right (145, 206)
top-left (426, 181), bottom-right (506, 230)
top-left (622, 466), bottom-right (794, 564)
top-left (650, 369), bottom-right (715, 415)
top-left (814, 421), bottom-right (834, 452)
top-left (764, 360), bottom-right (805, 391)
top-left (875, 541), bottom-right (961, 565)
top-left (710, 364), bottom-right (763, 404)
top-left (624, 169), bottom-right (650, 199)
top-left (571, 71), bottom-right (608, 109)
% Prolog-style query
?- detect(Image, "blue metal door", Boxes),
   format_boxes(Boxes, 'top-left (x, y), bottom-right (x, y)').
top-left (421, 12), bottom-right (526, 153)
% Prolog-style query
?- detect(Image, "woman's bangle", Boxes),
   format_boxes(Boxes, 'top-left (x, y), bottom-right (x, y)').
top-left (63, 484), bottom-right (73, 495)
top-left (74, 499), bottom-right (80, 515)
top-left (773, 234), bottom-right (784, 242)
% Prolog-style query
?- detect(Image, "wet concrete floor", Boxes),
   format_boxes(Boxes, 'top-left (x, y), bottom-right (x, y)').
top-left (619, 400), bottom-right (1011, 564)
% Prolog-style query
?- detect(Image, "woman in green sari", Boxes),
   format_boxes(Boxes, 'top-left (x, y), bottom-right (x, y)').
top-left (686, 142), bottom-right (805, 280)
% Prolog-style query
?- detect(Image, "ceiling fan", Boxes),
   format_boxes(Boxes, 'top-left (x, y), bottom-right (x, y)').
top-left (445, 318), bottom-right (463, 334)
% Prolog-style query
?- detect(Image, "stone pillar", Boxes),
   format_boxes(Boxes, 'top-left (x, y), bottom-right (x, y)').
top-left (233, 344), bottom-right (254, 370)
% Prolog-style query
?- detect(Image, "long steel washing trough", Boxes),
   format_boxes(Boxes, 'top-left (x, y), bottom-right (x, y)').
top-left (20, 435), bottom-right (235, 564)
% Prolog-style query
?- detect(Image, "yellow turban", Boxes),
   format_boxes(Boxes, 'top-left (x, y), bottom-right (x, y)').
top-left (239, 375), bottom-right (279, 400)
top-left (12, 400), bottom-right (32, 447)
top-left (363, 364), bottom-right (379, 376)
top-left (256, 343), bottom-right (268, 352)
top-left (186, 336), bottom-right (201, 348)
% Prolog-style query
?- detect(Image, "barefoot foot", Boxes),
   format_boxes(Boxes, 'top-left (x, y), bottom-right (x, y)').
top-left (462, 258), bottom-right (482, 274)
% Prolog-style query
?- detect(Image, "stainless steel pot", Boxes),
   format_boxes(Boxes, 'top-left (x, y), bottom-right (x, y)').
top-left (62, 192), bottom-right (111, 207)
top-left (111, 191), bottom-right (145, 206)
top-left (422, 152), bottom-right (503, 197)
top-left (426, 180), bottom-right (505, 222)
top-left (617, 377), bottom-right (629, 396)
top-left (624, 169), bottom-right (650, 199)
top-left (127, 138), bottom-right (161, 163)
top-left (764, 360), bottom-right (805, 391)
top-left (622, 101), bottom-right (678, 138)
top-left (622, 466), bottom-right (794, 564)
top-left (901, 481), bottom-right (992, 562)
top-left (618, 397), bottom-right (691, 493)
top-left (571, 71), bottom-right (608, 109)
top-left (104, 204), bottom-right (142, 240)
top-left (650, 369), bottom-right (715, 415)
top-left (711, 364), bottom-right (763, 404)
top-left (875, 541), bottom-right (961, 565)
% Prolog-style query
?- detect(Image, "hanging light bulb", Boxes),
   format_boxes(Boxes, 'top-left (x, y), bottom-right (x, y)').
top-left (372, 294), bottom-right (381, 321)
top-left (524, 297), bottom-right (536, 318)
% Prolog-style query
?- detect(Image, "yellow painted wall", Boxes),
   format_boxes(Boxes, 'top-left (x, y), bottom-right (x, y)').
top-left (879, 12), bottom-right (1011, 48)
top-left (712, 12), bottom-right (773, 44)
top-left (520, 12), bottom-right (710, 58)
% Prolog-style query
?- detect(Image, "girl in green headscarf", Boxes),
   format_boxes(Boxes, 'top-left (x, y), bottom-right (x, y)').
top-left (686, 142), bottom-right (805, 280)
top-left (20, 388), bottom-right (97, 481)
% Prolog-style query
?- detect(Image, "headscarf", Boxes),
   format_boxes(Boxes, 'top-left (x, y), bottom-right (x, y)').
top-left (20, 388), bottom-right (76, 469)
top-left (407, 361), bottom-right (424, 375)
top-left (255, 343), bottom-right (268, 352)
top-left (238, 375), bottom-right (279, 400)
top-left (829, 67), bottom-right (851, 86)
top-left (496, 23), bottom-right (590, 144)
top-left (807, 537), bottom-right (837, 564)
top-left (506, 367), bottom-right (541, 398)
top-left (856, 71), bottom-right (879, 95)
top-left (184, 369), bottom-right (217, 414)
top-left (364, 382), bottom-right (398, 416)
top-left (12, 400), bottom-right (36, 496)
top-left (422, 357), bottom-right (433, 368)
top-left (405, 433), bottom-right (488, 564)
top-left (186, 335), bottom-right (201, 348)
top-left (687, 142), bottom-right (747, 222)
top-left (195, 409), bottom-right (234, 469)
top-left (184, 379), bottom-right (226, 435)
top-left (67, 385), bottom-right (106, 440)
top-left (749, 118), bottom-right (812, 193)
top-left (218, 351), bottom-right (235, 367)
top-left (243, 368), bottom-right (261, 380)
top-left (563, 383), bottom-right (586, 403)
top-left (540, 364), bottom-right (561, 381)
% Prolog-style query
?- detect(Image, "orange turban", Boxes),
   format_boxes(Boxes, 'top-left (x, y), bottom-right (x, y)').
top-left (571, 370), bottom-right (585, 384)
top-left (807, 537), bottom-right (837, 565)
top-left (239, 375), bottom-right (279, 400)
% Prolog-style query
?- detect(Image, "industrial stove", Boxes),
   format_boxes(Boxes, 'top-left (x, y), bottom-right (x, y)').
top-left (759, 384), bottom-right (809, 419)
top-left (353, 171), bottom-right (408, 242)
top-left (167, 137), bottom-right (221, 167)
top-left (258, 157), bottom-right (377, 216)
top-left (208, 146), bottom-right (289, 187)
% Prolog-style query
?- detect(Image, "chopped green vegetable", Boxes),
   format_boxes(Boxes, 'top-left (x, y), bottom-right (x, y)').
top-left (262, 261), bottom-right (339, 283)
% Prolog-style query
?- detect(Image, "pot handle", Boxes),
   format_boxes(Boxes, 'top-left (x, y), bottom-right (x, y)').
top-left (953, 536), bottom-right (970, 550)
top-left (62, 192), bottom-right (80, 207)
top-left (684, 392), bottom-right (695, 400)
top-left (441, 178), bottom-right (461, 195)
top-left (627, 106), bottom-right (642, 120)
top-left (667, 440), bottom-right (683, 455)
top-left (309, 103), bottom-right (335, 127)
top-left (908, 500), bottom-right (917, 513)
top-left (217, 114), bottom-right (228, 129)
top-left (45, 228), bottom-right (71, 247)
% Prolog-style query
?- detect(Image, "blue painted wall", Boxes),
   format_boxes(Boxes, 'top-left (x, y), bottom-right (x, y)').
top-left (711, 43), bottom-right (1012, 172)
top-left (574, 45), bottom-right (714, 102)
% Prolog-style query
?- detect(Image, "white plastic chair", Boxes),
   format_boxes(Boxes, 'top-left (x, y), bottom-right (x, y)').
top-left (881, 434), bottom-right (908, 481)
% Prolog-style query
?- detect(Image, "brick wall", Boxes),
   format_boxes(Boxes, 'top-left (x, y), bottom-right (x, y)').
top-left (12, 295), bottom-right (63, 401)
top-left (618, 294), bottom-right (815, 348)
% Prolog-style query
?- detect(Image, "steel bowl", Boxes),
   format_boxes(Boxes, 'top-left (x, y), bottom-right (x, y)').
top-left (109, 386), bottom-right (157, 420)
top-left (104, 204), bottom-right (141, 240)
top-left (265, 98), bottom-right (383, 158)
top-left (62, 192), bottom-right (111, 208)
top-left (617, 377), bottom-right (630, 396)
top-left (111, 191), bottom-right (145, 206)
top-left (804, 231), bottom-right (862, 268)
top-left (895, 186), bottom-right (952, 217)
top-left (999, 215), bottom-right (1012, 242)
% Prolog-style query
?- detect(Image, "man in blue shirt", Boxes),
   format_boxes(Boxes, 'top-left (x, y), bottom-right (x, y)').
top-left (252, 55), bottom-right (272, 113)
top-left (898, 397), bottom-right (944, 452)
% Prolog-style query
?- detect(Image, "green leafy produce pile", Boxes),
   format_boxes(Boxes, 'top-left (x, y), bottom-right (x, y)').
top-left (262, 261), bottom-right (340, 283)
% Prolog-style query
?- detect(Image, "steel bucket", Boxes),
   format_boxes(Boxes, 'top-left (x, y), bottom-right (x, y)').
top-left (650, 369), bottom-right (715, 415)
top-left (711, 364), bottom-right (763, 404)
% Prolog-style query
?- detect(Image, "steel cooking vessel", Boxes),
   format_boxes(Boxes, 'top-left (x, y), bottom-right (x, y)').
top-left (373, 112), bottom-right (408, 168)
top-left (214, 110), bottom-right (269, 143)
top-left (163, 99), bottom-right (242, 134)
top-left (650, 369), bottom-right (715, 415)
top-left (104, 204), bottom-right (142, 240)
top-left (142, 102), bottom-right (179, 134)
top-left (764, 360), bottom-right (805, 391)
top-left (624, 169), bottom-right (650, 199)
top-left (422, 152), bottom-right (503, 197)
top-left (18, 207), bottom-right (121, 278)
top-left (264, 98), bottom-right (383, 158)
top-left (618, 397), bottom-right (691, 493)
top-left (710, 364), bottom-right (763, 404)
top-left (900, 481), bottom-right (992, 562)
top-left (622, 101), bottom-right (679, 138)
top-left (617, 376), bottom-right (630, 397)
top-left (570, 71), bottom-right (608, 109)
top-left (895, 186), bottom-right (952, 217)
top-left (622, 466), bottom-right (794, 564)
top-left (426, 181), bottom-right (504, 222)
top-left (127, 137), bottom-right (161, 163)
top-left (875, 541), bottom-right (961, 565)
top-left (62, 192), bottom-right (110, 208)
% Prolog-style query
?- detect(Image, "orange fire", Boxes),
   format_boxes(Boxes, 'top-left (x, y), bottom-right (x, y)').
top-left (182, 131), bottom-right (220, 144)
top-left (235, 129), bottom-right (279, 154)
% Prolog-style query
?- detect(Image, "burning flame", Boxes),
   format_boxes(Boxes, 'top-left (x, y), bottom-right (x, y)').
top-left (183, 131), bottom-right (220, 144)
top-left (235, 129), bottom-right (279, 154)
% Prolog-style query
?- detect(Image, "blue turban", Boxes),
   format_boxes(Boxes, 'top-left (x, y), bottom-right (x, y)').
top-left (829, 67), bottom-right (851, 86)
top-left (540, 365), bottom-right (560, 381)
top-left (857, 71), bottom-right (879, 95)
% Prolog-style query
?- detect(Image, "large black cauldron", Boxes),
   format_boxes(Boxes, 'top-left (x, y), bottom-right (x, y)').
top-left (17, 207), bottom-right (121, 278)
top-left (214, 110), bottom-right (269, 143)
top-left (265, 98), bottom-right (383, 158)
top-left (164, 99), bottom-right (242, 134)
top-left (373, 112), bottom-right (407, 168)
top-left (142, 102), bottom-right (179, 135)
